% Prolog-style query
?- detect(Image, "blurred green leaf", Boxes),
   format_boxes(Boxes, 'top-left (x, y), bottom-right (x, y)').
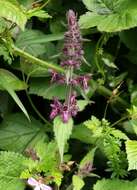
top-left (0, 0), bottom-right (27, 30)
top-left (73, 175), bottom-right (84, 190)
top-left (126, 140), bottom-right (137, 171)
top-left (27, 9), bottom-right (51, 19)
top-left (94, 179), bottom-right (137, 190)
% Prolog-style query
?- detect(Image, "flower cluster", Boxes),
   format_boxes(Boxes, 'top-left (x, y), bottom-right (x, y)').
top-left (61, 10), bottom-right (83, 68)
top-left (50, 93), bottom-right (78, 123)
top-left (50, 9), bottom-right (91, 123)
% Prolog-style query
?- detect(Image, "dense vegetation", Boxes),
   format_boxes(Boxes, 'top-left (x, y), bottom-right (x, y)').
top-left (1, 0), bottom-right (137, 190)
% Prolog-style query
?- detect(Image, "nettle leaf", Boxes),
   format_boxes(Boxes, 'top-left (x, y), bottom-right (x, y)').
top-left (0, 113), bottom-right (48, 152)
top-left (93, 179), bottom-right (137, 190)
top-left (71, 124), bottom-right (94, 144)
top-left (72, 175), bottom-right (84, 190)
top-left (16, 29), bottom-right (48, 57)
top-left (80, 0), bottom-right (137, 32)
top-left (0, 151), bottom-right (26, 190)
top-left (109, 128), bottom-right (129, 140)
top-left (53, 116), bottom-right (73, 162)
top-left (0, 0), bottom-right (27, 30)
top-left (0, 44), bottom-right (12, 64)
top-left (126, 140), bottom-right (137, 171)
top-left (29, 78), bottom-right (66, 100)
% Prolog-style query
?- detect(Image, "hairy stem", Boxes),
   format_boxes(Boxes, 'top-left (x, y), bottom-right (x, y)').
top-left (12, 45), bottom-right (65, 73)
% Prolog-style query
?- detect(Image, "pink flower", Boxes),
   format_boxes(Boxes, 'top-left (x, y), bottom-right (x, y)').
top-left (28, 177), bottom-right (52, 190)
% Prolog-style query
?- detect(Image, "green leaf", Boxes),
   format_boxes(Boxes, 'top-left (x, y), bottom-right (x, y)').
top-left (73, 175), bottom-right (84, 190)
top-left (80, 1), bottom-right (137, 32)
top-left (15, 29), bottom-right (49, 56)
top-left (16, 30), bottom-right (64, 47)
top-left (0, 69), bottom-right (27, 91)
top-left (0, 44), bottom-right (12, 64)
top-left (110, 128), bottom-right (129, 140)
top-left (0, 69), bottom-right (29, 119)
top-left (0, 0), bottom-right (27, 30)
top-left (53, 116), bottom-right (73, 162)
top-left (27, 8), bottom-right (51, 19)
top-left (93, 179), bottom-right (137, 190)
top-left (120, 28), bottom-right (137, 50)
top-left (7, 88), bottom-right (29, 120)
top-left (0, 113), bottom-right (48, 152)
top-left (126, 140), bottom-right (137, 171)
top-left (79, 147), bottom-right (96, 170)
top-left (29, 78), bottom-right (66, 100)
top-left (82, 0), bottom-right (94, 11)
top-left (0, 151), bottom-right (26, 190)
top-left (77, 100), bottom-right (89, 112)
top-left (71, 124), bottom-right (94, 144)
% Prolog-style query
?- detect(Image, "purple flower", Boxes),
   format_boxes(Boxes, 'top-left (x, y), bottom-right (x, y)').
top-left (50, 94), bottom-right (78, 123)
top-left (50, 70), bottom-right (65, 84)
top-left (70, 75), bottom-right (91, 90)
top-left (50, 98), bottom-right (62, 119)
top-left (76, 74), bottom-right (91, 90)
top-left (28, 177), bottom-right (52, 190)
top-left (49, 10), bottom-right (90, 123)
top-left (61, 10), bottom-right (83, 68)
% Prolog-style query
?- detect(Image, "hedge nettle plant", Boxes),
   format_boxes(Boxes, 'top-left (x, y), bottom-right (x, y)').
top-left (50, 9), bottom-right (90, 123)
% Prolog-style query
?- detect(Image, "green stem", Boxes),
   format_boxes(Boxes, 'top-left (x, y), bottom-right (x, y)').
top-left (21, 70), bottom-right (52, 127)
top-left (12, 45), bottom-right (65, 73)
top-left (110, 115), bottom-right (128, 127)
top-left (97, 85), bottom-right (129, 108)
top-left (26, 91), bottom-right (52, 127)
top-left (94, 33), bottom-right (105, 77)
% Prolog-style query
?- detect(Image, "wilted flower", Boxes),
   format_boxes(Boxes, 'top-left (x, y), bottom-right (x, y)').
top-left (28, 177), bottom-right (52, 190)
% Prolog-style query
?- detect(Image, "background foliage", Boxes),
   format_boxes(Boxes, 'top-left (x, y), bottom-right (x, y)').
top-left (1, 0), bottom-right (137, 190)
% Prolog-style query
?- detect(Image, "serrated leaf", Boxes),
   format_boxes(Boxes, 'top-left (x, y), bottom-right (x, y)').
top-left (27, 8), bottom-right (51, 19)
top-left (16, 29), bottom-right (64, 49)
top-left (0, 113), bottom-right (48, 152)
top-left (71, 124), bottom-right (94, 144)
top-left (110, 128), bottom-right (129, 140)
top-left (53, 116), bottom-right (73, 163)
top-left (93, 179), bottom-right (137, 190)
top-left (126, 140), bottom-right (137, 171)
top-left (73, 175), bottom-right (84, 190)
top-left (29, 78), bottom-right (66, 100)
top-left (0, 0), bottom-right (27, 30)
top-left (15, 29), bottom-right (48, 56)
top-left (80, 1), bottom-right (137, 32)
top-left (0, 151), bottom-right (26, 190)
